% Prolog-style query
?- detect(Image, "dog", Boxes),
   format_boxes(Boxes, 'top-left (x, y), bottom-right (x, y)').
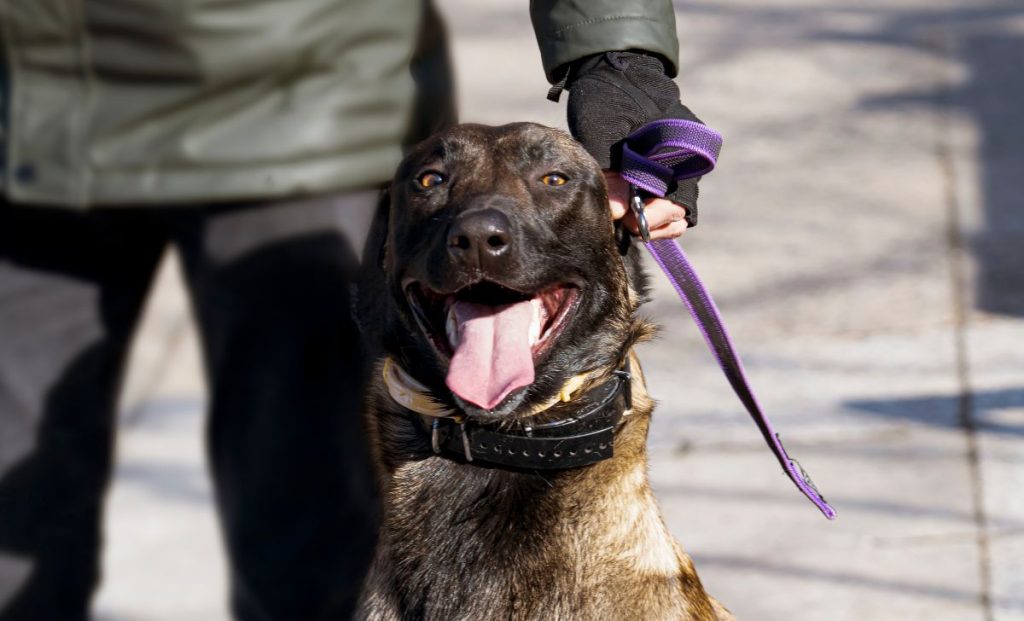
top-left (355, 123), bottom-right (734, 620)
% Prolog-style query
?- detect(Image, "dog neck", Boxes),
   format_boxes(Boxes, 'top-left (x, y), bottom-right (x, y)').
top-left (361, 352), bottom-right (720, 620)
top-left (382, 356), bottom-right (633, 470)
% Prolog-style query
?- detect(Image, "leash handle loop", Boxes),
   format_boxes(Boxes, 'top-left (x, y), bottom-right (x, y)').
top-left (620, 118), bottom-right (722, 195)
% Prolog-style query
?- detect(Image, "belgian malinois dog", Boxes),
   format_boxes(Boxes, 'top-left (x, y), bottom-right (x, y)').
top-left (355, 123), bottom-right (734, 620)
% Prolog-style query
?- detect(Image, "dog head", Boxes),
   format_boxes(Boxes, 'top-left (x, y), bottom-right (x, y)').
top-left (367, 123), bottom-right (647, 420)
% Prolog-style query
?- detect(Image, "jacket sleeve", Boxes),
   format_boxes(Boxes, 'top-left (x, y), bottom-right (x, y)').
top-left (530, 0), bottom-right (679, 83)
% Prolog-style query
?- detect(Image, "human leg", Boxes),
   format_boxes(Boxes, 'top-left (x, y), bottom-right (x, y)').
top-left (173, 192), bottom-right (379, 620)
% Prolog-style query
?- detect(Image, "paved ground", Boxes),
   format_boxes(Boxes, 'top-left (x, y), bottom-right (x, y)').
top-left (94, 0), bottom-right (1024, 619)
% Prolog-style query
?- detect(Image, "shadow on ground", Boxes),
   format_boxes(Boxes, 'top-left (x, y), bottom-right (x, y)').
top-left (845, 387), bottom-right (1024, 436)
top-left (819, 3), bottom-right (1024, 317)
top-left (684, 2), bottom-right (1024, 318)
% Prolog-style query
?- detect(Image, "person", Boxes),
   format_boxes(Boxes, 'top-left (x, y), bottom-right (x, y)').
top-left (0, 1), bottom-right (705, 618)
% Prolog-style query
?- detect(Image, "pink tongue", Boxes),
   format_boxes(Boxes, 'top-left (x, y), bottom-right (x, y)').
top-left (446, 299), bottom-right (536, 410)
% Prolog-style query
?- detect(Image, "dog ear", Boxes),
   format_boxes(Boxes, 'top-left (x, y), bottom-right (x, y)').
top-left (611, 220), bottom-right (650, 307)
top-left (614, 220), bottom-right (632, 256)
top-left (366, 188), bottom-right (391, 270)
top-left (354, 189), bottom-right (394, 349)
top-left (622, 241), bottom-right (650, 308)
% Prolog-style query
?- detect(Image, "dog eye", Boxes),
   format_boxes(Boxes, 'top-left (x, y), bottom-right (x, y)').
top-left (540, 173), bottom-right (568, 186)
top-left (417, 171), bottom-right (446, 188)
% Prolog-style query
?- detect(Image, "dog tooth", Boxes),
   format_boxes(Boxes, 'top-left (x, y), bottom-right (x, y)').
top-left (529, 298), bottom-right (543, 345)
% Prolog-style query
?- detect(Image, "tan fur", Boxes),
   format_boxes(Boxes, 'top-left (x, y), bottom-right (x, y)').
top-left (359, 352), bottom-right (734, 620)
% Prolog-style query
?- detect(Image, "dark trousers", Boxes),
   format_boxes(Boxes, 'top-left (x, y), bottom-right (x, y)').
top-left (0, 192), bottom-right (379, 620)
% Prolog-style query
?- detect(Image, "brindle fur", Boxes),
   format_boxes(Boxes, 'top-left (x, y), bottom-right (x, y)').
top-left (356, 124), bottom-right (733, 620)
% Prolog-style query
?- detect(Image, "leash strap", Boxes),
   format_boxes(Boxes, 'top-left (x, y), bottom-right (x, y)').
top-left (620, 119), bottom-right (836, 520)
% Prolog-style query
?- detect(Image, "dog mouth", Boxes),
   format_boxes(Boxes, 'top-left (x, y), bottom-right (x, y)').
top-left (405, 280), bottom-right (580, 411)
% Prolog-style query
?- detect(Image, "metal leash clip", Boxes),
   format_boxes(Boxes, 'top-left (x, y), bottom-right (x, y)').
top-left (628, 185), bottom-right (651, 243)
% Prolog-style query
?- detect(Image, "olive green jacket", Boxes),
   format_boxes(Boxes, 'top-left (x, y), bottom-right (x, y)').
top-left (0, 0), bottom-right (677, 208)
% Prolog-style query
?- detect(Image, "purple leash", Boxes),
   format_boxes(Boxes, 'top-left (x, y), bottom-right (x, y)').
top-left (621, 119), bottom-right (836, 520)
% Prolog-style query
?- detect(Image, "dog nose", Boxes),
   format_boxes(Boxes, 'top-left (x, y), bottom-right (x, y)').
top-left (447, 209), bottom-right (513, 270)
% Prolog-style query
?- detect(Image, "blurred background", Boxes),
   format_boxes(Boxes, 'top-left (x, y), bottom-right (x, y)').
top-left (91, 0), bottom-right (1022, 619)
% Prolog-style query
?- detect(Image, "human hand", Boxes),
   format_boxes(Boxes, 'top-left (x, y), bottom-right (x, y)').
top-left (604, 171), bottom-right (688, 240)
top-left (564, 51), bottom-right (703, 233)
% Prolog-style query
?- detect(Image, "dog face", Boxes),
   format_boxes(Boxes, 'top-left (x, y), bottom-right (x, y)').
top-left (378, 123), bottom-right (643, 419)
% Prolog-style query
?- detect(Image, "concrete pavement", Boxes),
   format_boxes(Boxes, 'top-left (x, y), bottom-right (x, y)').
top-left (95, 1), bottom-right (1024, 619)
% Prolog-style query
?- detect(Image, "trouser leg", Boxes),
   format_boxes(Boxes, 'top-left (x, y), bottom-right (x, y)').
top-left (0, 206), bottom-right (165, 621)
top-left (173, 192), bottom-right (379, 621)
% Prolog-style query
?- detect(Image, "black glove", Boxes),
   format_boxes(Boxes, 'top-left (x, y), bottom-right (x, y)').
top-left (563, 51), bottom-right (701, 227)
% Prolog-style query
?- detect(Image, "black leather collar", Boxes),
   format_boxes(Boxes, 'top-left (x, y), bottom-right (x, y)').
top-left (422, 360), bottom-right (632, 471)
